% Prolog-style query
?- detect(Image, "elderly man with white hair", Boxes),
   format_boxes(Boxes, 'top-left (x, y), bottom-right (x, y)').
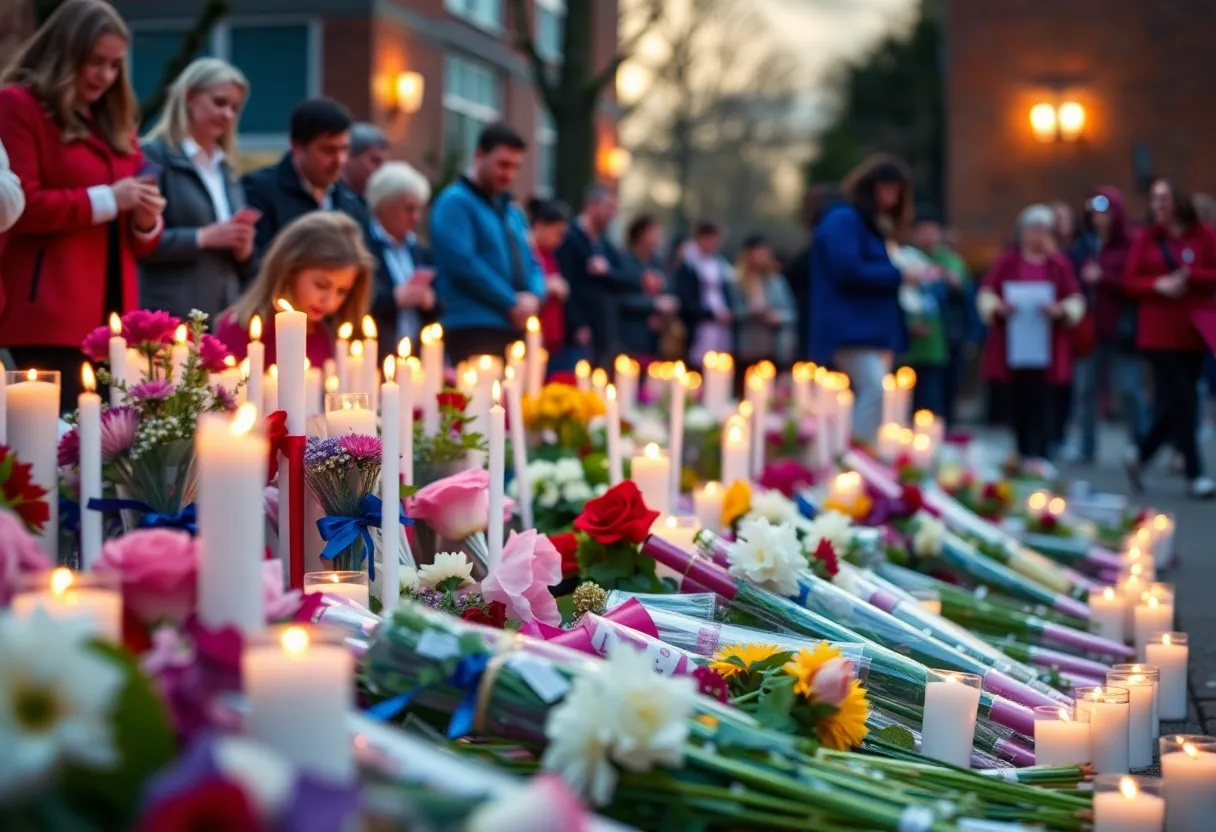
top-left (366, 161), bottom-right (438, 362)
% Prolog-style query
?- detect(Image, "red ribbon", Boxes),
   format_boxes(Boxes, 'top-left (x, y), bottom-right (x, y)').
top-left (264, 411), bottom-right (289, 483)
top-left (283, 434), bottom-right (306, 590)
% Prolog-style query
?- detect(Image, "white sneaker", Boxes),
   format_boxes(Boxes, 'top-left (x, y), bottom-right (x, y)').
top-left (1189, 476), bottom-right (1215, 499)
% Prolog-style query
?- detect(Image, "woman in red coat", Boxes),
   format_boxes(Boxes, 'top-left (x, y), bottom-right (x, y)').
top-left (977, 204), bottom-right (1086, 463)
top-left (1123, 178), bottom-right (1216, 499)
top-left (0, 0), bottom-right (165, 410)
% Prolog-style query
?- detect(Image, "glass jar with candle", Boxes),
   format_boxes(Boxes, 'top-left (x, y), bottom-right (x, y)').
top-left (921, 669), bottom-right (982, 768)
top-left (1093, 774), bottom-right (1165, 832)
top-left (1033, 705), bottom-right (1091, 766)
top-left (1075, 686), bottom-right (1131, 774)
top-left (1159, 735), bottom-right (1216, 832)
top-left (304, 570), bottom-right (370, 609)
top-left (324, 393), bottom-right (375, 437)
top-left (1107, 670), bottom-right (1157, 769)
top-left (1146, 633), bottom-right (1188, 720)
top-left (12, 568), bottom-right (122, 642)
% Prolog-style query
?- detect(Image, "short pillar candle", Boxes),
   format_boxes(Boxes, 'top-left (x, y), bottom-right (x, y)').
top-left (1107, 670), bottom-right (1156, 770)
top-left (920, 670), bottom-right (982, 768)
top-left (1093, 774), bottom-right (1164, 832)
top-left (1159, 735), bottom-right (1216, 832)
top-left (1033, 705), bottom-right (1090, 766)
top-left (1145, 633), bottom-right (1187, 721)
top-left (1076, 686), bottom-right (1131, 774)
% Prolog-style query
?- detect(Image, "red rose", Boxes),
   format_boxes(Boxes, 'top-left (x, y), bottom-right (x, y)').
top-left (460, 606), bottom-right (495, 626)
top-left (1039, 513), bottom-right (1058, 532)
top-left (812, 538), bottom-right (839, 578)
top-left (573, 481), bottom-right (660, 545)
top-left (437, 390), bottom-right (468, 412)
top-left (550, 532), bottom-right (580, 579)
top-left (900, 484), bottom-right (925, 515)
top-left (893, 452), bottom-right (913, 471)
top-left (138, 777), bottom-right (263, 832)
top-left (0, 446), bottom-right (50, 533)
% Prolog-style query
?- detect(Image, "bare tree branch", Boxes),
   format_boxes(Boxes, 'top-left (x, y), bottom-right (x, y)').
top-left (586, 0), bottom-right (665, 96)
top-left (507, 0), bottom-right (557, 109)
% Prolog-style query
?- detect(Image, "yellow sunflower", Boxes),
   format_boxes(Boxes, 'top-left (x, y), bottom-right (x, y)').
top-left (783, 641), bottom-right (870, 751)
top-left (709, 642), bottom-right (783, 681)
top-left (721, 480), bottom-right (752, 527)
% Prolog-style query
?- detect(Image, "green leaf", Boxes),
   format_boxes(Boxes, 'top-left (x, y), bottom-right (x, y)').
top-left (747, 651), bottom-right (795, 674)
top-left (755, 673), bottom-right (797, 732)
top-left (874, 724), bottom-right (917, 750)
top-left (399, 483), bottom-right (419, 500)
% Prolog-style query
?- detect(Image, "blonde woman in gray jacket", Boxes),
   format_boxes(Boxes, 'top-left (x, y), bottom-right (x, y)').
top-left (0, 138), bottom-right (24, 232)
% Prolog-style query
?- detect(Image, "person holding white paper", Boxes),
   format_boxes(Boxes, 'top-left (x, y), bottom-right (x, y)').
top-left (977, 205), bottom-right (1085, 462)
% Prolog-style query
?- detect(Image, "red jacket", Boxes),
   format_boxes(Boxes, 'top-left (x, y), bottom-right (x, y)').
top-left (536, 246), bottom-right (566, 350)
top-left (1123, 222), bottom-right (1216, 352)
top-left (980, 250), bottom-right (1083, 386)
top-left (0, 85), bottom-right (159, 348)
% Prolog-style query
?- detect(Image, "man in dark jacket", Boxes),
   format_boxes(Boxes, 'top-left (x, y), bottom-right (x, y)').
top-left (558, 185), bottom-right (629, 367)
top-left (242, 98), bottom-right (369, 279)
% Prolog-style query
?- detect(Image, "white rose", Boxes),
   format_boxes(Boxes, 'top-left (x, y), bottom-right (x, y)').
top-left (805, 510), bottom-right (854, 554)
top-left (912, 516), bottom-right (946, 559)
top-left (537, 486), bottom-right (560, 509)
top-left (726, 516), bottom-right (805, 597)
top-left (554, 458), bottom-right (585, 485)
top-left (562, 481), bottom-right (593, 504)
top-left (749, 488), bottom-right (798, 525)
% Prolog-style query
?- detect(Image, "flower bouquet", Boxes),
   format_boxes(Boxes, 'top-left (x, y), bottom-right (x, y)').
top-left (412, 389), bottom-right (486, 484)
top-left (516, 458), bottom-right (606, 535)
top-left (405, 468), bottom-right (514, 576)
top-left (568, 481), bottom-right (663, 592)
top-left (521, 382), bottom-right (605, 456)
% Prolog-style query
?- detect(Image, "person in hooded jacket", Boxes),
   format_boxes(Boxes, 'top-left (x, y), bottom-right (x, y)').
top-left (1065, 188), bottom-right (1148, 463)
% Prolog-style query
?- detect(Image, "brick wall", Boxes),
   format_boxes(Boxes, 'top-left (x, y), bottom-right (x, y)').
top-left (947, 0), bottom-right (1216, 266)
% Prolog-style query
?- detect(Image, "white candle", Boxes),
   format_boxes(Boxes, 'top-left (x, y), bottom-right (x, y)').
top-left (168, 324), bottom-right (190, 385)
top-left (1108, 671), bottom-right (1155, 769)
top-left (1146, 633), bottom-right (1188, 721)
top-left (606, 383), bottom-right (623, 485)
top-left (362, 316), bottom-right (379, 407)
top-left (245, 315), bottom-right (265, 416)
top-left (1094, 776), bottom-right (1165, 832)
top-left (834, 389), bottom-right (854, 456)
top-left (792, 362), bottom-right (812, 416)
top-left (827, 471), bottom-right (864, 509)
top-left (12, 567), bottom-right (121, 641)
top-left (669, 362), bottom-right (687, 507)
top-left (1077, 687), bottom-right (1131, 774)
top-left (881, 374), bottom-right (897, 426)
top-left (303, 571), bottom-right (370, 608)
top-left (107, 313), bottom-right (127, 407)
top-left (1134, 595), bottom-right (1172, 661)
top-left (524, 316), bottom-right (543, 397)
top-left (575, 359), bottom-right (591, 392)
top-left (305, 364), bottom-right (323, 419)
top-left (693, 481), bottom-right (724, 534)
top-left (814, 387), bottom-right (834, 472)
top-left (487, 382), bottom-right (505, 572)
top-left (379, 357), bottom-right (401, 612)
top-left (591, 367), bottom-right (608, 403)
top-left (506, 340), bottom-right (526, 387)
top-left (7, 369), bottom-right (60, 548)
top-left (614, 355), bottom-right (639, 417)
top-left (909, 433), bottom-right (933, 470)
top-left (274, 300), bottom-right (307, 435)
top-left (876, 422), bottom-right (903, 464)
top-left (652, 514), bottom-right (699, 551)
top-left (1091, 587), bottom-right (1128, 645)
top-left (397, 340), bottom-right (415, 487)
top-left (721, 414), bottom-right (750, 487)
top-left (197, 404), bottom-right (267, 633)
top-left (347, 339), bottom-right (367, 397)
top-left (921, 670), bottom-right (981, 768)
top-left (503, 369), bottom-right (532, 530)
top-left (631, 443), bottom-right (671, 516)
top-left (335, 321), bottom-right (353, 393)
top-left (1033, 705), bottom-right (1091, 766)
top-left (78, 364), bottom-right (103, 570)
top-left (324, 394), bottom-right (376, 437)
top-left (913, 409), bottom-right (944, 448)
top-left (243, 625), bottom-right (354, 782)
top-left (895, 367), bottom-right (916, 426)
top-left (420, 324), bottom-right (443, 437)
top-left (746, 371), bottom-right (767, 478)
top-left (125, 347), bottom-right (143, 388)
top-left (1160, 736), bottom-right (1216, 832)
top-left (701, 352), bottom-right (733, 419)
top-left (262, 365), bottom-right (279, 415)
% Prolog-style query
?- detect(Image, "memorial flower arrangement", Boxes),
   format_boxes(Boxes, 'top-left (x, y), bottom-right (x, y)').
top-left (511, 458), bottom-right (606, 534)
top-left (521, 382), bottom-right (605, 453)
top-left (303, 434), bottom-right (388, 575)
top-left (569, 480), bottom-right (662, 592)
top-left (411, 388), bottom-right (486, 479)
top-left (406, 468), bottom-right (515, 571)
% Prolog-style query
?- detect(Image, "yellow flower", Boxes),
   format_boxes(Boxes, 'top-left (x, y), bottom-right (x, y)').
top-left (709, 642), bottom-right (783, 681)
top-left (721, 480), bottom-right (752, 527)
top-left (817, 680), bottom-right (870, 751)
top-left (822, 492), bottom-right (873, 522)
top-left (783, 641), bottom-right (870, 750)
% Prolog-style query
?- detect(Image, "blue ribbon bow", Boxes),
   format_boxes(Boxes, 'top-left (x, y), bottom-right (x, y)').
top-left (315, 494), bottom-right (412, 582)
top-left (59, 496), bottom-right (81, 535)
top-left (87, 497), bottom-right (198, 535)
top-left (364, 652), bottom-right (492, 739)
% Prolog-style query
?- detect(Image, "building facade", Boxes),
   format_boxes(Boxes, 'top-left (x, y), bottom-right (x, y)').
top-left (93, 0), bottom-right (620, 192)
top-left (946, 0), bottom-right (1216, 265)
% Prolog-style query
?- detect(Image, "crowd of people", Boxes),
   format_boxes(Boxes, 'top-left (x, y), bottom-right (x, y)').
top-left (2, 0), bottom-right (1215, 500)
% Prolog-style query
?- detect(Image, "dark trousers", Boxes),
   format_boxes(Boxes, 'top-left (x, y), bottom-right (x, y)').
top-left (445, 327), bottom-right (521, 366)
top-left (1139, 350), bottom-right (1205, 479)
top-left (910, 363), bottom-right (946, 417)
top-left (1007, 371), bottom-right (1052, 460)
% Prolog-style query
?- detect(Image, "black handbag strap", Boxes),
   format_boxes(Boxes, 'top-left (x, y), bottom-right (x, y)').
top-left (1157, 236), bottom-right (1180, 272)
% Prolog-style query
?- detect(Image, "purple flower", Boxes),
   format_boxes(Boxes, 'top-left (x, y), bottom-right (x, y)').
top-left (336, 433), bottom-right (381, 461)
top-left (81, 325), bottom-right (114, 362)
top-left (213, 385), bottom-right (238, 412)
top-left (303, 437), bottom-right (345, 469)
top-left (197, 333), bottom-right (229, 373)
top-left (130, 379), bottom-right (175, 401)
top-left (58, 426), bottom-right (80, 468)
top-left (101, 407), bottom-right (139, 462)
top-left (123, 309), bottom-right (180, 346)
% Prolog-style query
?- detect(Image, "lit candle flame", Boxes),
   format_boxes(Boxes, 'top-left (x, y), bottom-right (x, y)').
top-left (50, 567), bottom-right (73, 596)
top-left (1028, 491), bottom-right (1047, 512)
top-left (1148, 596), bottom-right (1159, 610)
top-left (592, 368), bottom-right (608, 387)
top-left (26, 369), bottom-right (36, 382)
top-left (276, 298), bottom-right (294, 313)
top-left (1163, 634), bottom-right (1172, 646)
top-left (406, 356), bottom-right (421, 373)
top-left (477, 355), bottom-right (494, 372)
top-left (81, 363), bottom-right (96, 392)
top-left (1119, 777), bottom-right (1138, 800)
top-left (896, 366), bottom-right (917, 388)
top-left (350, 340), bottom-right (364, 358)
top-left (397, 338), bottom-right (411, 359)
top-left (738, 401), bottom-right (753, 418)
top-left (1057, 708), bottom-right (1070, 722)
top-left (504, 365), bottom-right (515, 382)
top-left (338, 321), bottom-right (353, 340)
top-left (606, 383), bottom-right (616, 401)
top-left (1184, 741), bottom-right (1199, 759)
top-left (281, 626), bottom-right (309, 654)
top-left (250, 315), bottom-right (262, 341)
top-left (1103, 587), bottom-right (1115, 601)
top-left (269, 364), bottom-right (278, 379)
top-left (614, 354), bottom-right (632, 372)
top-left (526, 316), bottom-right (539, 334)
top-left (224, 355), bottom-right (236, 369)
top-left (1048, 496), bottom-right (1066, 515)
top-left (362, 315), bottom-right (377, 339)
top-left (109, 313), bottom-right (123, 335)
top-left (383, 356), bottom-right (396, 382)
top-left (644, 442), bottom-right (661, 459)
top-left (912, 434), bottom-right (931, 452)
top-left (705, 481), bottom-right (720, 494)
top-left (325, 376), bottom-right (339, 393)
top-left (1153, 514), bottom-right (1169, 531)
top-left (230, 402), bottom-right (258, 435)
top-left (509, 341), bottom-right (525, 361)
top-left (174, 324), bottom-right (188, 345)
top-left (575, 359), bottom-right (590, 379)
top-left (492, 380), bottom-right (501, 404)
top-left (914, 409), bottom-right (934, 427)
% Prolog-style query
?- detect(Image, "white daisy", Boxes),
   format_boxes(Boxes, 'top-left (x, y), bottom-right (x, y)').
top-left (804, 510), bottom-right (854, 554)
top-left (0, 610), bottom-right (125, 796)
top-left (726, 516), bottom-right (805, 597)
top-left (417, 552), bottom-right (475, 591)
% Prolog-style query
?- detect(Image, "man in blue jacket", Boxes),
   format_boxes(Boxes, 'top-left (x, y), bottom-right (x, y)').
top-left (430, 122), bottom-right (545, 364)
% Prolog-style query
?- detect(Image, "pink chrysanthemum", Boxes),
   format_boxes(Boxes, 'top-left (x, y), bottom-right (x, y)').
top-left (335, 433), bottom-right (382, 461)
top-left (129, 379), bottom-right (175, 401)
top-left (197, 333), bottom-right (229, 373)
top-left (101, 407), bottom-right (139, 462)
top-left (58, 426), bottom-right (80, 468)
top-left (213, 385), bottom-right (238, 412)
top-left (123, 309), bottom-right (180, 346)
top-left (81, 325), bottom-right (114, 361)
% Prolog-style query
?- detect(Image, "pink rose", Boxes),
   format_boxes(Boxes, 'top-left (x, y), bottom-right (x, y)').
top-left (406, 468), bottom-right (515, 540)
top-left (809, 656), bottom-right (855, 708)
top-left (0, 509), bottom-right (52, 604)
top-left (481, 529), bottom-right (562, 625)
top-left (467, 774), bottom-right (588, 832)
top-left (96, 528), bottom-right (199, 625)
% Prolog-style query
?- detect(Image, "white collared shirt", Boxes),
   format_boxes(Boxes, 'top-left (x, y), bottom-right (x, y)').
top-left (182, 137), bottom-right (232, 222)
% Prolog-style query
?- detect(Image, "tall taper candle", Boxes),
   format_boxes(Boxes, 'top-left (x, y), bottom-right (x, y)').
top-left (0, 367), bottom-right (7, 444)
top-left (362, 315), bottom-right (379, 409)
top-left (197, 404), bottom-right (267, 633)
top-left (7, 369), bottom-right (59, 548)
top-left (380, 357), bottom-right (400, 612)
top-left (107, 313), bottom-right (127, 407)
top-left (669, 362), bottom-right (687, 506)
top-left (721, 414), bottom-right (750, 486)
top-left (747, 371), bottom-right (767, 477)
top-left (487, 382), bottom-right (505, 572)
top-left (504, 369), bottom-right (533, 530)
top-left (246, 315), bottom-right (265, 417)
top-left (397, 340), bottom-right (415, 486)
top-left (78, 364), bottom-right (103, 569)
top-left (335, 321), bottom-right (352, 393)
top-left (525, 316), bottom-right (543, 397)
top-left (606, 383), bottom-right (623, 485)
top-left (420, 324), bottom-right (443, 436)
top-left (347, 340), bottom-right (366, 396)
top-left (274, 301), bottom-right (307, 435)
top-left (169, 324), bottom-right (190, 385)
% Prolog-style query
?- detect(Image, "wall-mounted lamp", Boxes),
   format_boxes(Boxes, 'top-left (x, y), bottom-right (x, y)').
top-left (393, 71), bottom-right (425, 115)
top-left (1029, 100), bottom-right (1085, 143)
top-left (597, 146), bottom-right (631, 180)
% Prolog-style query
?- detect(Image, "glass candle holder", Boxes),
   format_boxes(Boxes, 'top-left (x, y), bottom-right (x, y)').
top-left (12, 567), bottom-right (121, 642)
top-left (1113, 663), bottom-right (1161, 736)
top-left (651, 515), bottom-right (699, 552)
top-left (323, 392), bottom-right (375, 437)
top-left (1093, 774), bottom-right (1164, 832)
top-left (1146, 582), bottom-right (1174, 602)
top-left (304, 570), bottom-right (370, 609)
top-left (7, 369), bottom-right (62, 547)
top-left (909, 589), bottom-right (941, 616)
top-left (1033, 705), bottom-right (1091, 766)
top-left (921, 670), bottom-right (982, 768)
top-left (692, 481), bottom-right (724, 534)
top-left (1146, 633), bottom-right (1188, 720)
top-left (1107, 670), bottom-right (1157, 769)
top-left (1133, 592), bottom-right (1174, 661)
top-left (243, 624), bottom-right (354, 783)
top-left (1159, 735), bottom-right (1216, 832)
top-left (1075, 686), bottom-right (1131, 774)
top-left (1089, 586), bottom-right (1128, 644)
